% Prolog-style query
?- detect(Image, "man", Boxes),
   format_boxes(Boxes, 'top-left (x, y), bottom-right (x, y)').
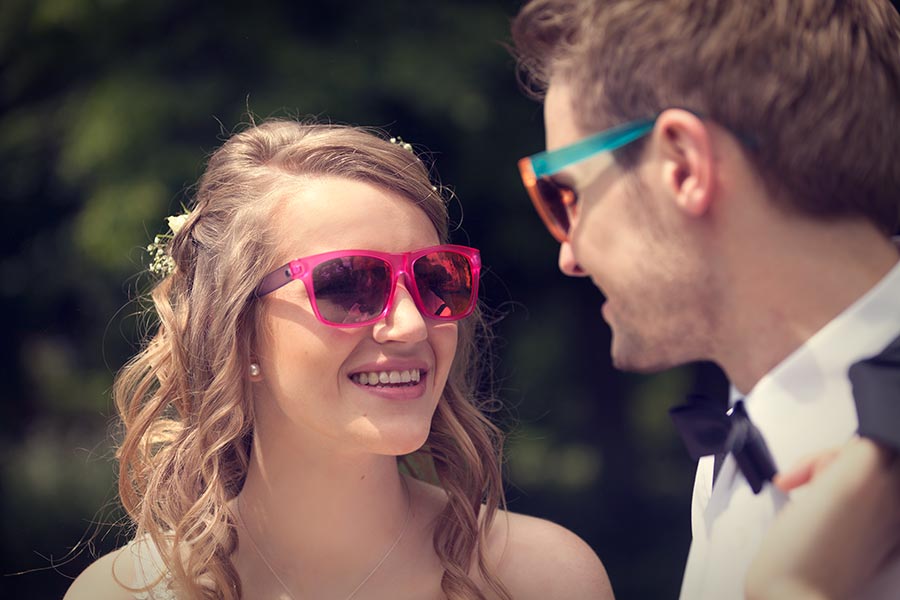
top-left (511, 1), bottom-right (900, 598)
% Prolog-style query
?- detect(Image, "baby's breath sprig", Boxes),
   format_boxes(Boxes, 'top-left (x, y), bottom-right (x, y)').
top-left (389, 136), bottom-right (414, 152)
top-left (146, 212), bottom-right (190, 277)
top-left (389, 135), bottom-right (439, 193)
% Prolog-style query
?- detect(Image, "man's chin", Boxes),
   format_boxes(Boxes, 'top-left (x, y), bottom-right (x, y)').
top-left (610, 337), bottom-right (677, 373)
top-left (612, 355), bottom-right (664, 373)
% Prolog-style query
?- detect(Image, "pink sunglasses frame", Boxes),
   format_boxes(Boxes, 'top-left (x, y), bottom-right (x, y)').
top-left (254, 244), bottom-right (481, 328)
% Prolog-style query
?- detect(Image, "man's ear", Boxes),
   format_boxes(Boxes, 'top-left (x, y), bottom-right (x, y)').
top-left (652, 109), bottom-right (715, 217)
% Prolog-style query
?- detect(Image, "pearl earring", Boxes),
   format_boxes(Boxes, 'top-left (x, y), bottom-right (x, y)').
top-left (249, 363), bottom-right (261, 377)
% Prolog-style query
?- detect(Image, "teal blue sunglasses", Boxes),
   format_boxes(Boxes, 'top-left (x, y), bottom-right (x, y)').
top-left (518, 117), bottom-right (656, 242)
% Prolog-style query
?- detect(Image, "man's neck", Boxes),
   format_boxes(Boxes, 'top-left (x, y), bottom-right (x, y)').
top-left (714, 219), bottom-right (898, 394)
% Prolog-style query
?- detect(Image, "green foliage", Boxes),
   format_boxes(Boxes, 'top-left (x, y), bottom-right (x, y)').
top-left (74, 178), bottom-right (169, 271)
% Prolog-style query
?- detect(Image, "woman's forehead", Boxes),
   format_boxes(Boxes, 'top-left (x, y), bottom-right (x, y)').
top-left (273, 176), bottom-right (440, 258)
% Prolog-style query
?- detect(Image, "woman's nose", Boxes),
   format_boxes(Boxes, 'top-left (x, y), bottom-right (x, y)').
top-left (372, 280), bottom-right (428, 343)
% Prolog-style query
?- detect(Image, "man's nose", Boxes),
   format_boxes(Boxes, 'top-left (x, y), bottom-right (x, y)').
top-left (558, 241), bottom-right (587, 277)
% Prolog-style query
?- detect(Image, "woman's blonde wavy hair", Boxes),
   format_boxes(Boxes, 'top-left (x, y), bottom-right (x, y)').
top-left (115, 120), bottom-right (510, 599)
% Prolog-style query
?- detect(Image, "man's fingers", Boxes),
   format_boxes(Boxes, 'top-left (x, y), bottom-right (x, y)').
top-left (774, 448), bottom-right (841, 493)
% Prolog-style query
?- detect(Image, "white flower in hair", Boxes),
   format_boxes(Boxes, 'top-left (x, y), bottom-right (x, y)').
top-left (166, 213), bottom-right (189, 234)
top-left (147, 211), bottom-right (190, 277)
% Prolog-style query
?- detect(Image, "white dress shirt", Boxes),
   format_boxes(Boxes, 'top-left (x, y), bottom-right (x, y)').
top-left (679, 258), bottom-right (900, 600)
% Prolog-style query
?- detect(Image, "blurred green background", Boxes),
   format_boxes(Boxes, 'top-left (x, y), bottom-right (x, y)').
top-left (0, 0), bottom-right (743, 597)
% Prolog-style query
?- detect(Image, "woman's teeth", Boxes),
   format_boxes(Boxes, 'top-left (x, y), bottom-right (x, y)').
top-left (352, 369), bottom-right (422, 386)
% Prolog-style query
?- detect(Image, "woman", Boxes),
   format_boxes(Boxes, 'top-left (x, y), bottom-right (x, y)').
top-left (64, 120), bottom-right (612, 600)
top-left (747, 437), bottom-right (900, 600)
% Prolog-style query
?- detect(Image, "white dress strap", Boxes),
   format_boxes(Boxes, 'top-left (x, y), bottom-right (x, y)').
top-left (126, 536), bottom-right (176, 600)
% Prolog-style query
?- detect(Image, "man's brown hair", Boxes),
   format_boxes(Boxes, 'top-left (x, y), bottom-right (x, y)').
top-left (512, 0), bottom-right (900, 233)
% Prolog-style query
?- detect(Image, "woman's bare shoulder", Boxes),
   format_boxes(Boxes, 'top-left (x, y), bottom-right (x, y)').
top-left (484, 509), bottom-right (615, 600)
top-left (406, 479), bottom-right (614, 598)
top-left (63, 546), bottom-right (138, 600)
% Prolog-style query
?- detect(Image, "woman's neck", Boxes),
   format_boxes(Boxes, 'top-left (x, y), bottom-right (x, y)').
top-left (234, 432), bottom-right (413, 595)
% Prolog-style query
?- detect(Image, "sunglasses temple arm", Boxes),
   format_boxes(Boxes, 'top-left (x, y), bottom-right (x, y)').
top-left (255, 264), bottom-right (294, 297)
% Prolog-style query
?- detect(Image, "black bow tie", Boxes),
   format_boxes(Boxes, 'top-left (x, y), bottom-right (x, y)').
top-left (849, 332), bottom-right (900, 452)
top-left (670, 394), bottom-right (778, 493)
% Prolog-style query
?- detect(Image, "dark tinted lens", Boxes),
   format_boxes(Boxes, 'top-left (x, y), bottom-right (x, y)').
top-left (535, 177), bottom-right (571, 234)
top-left (412, 251), bottom-right (474, 319)
top-left (311, 256), bottom-right (390, 324)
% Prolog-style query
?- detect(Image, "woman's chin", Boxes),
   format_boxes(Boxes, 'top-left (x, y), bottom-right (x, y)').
top-left (367, 424), bottom-right (432, 457)
top-left (347, 412), bottom-right (435, 457)
top-left (385, 430), bottom-right (431, 457)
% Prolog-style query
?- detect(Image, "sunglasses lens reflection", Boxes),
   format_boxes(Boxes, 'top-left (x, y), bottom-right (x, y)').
top-left (535, 177), bottom-right (571, 237)
top-left (413, 251), bottom-right (474, 318)
top-left (312, 256), bottom-right (391, 324)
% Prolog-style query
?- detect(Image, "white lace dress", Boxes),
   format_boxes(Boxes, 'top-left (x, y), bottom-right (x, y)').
top-left (125, 537), bottom-right (176, 600)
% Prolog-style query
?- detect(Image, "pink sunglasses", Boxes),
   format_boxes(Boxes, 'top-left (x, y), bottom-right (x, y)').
top-left (255, 245), bottom-right (481, 327)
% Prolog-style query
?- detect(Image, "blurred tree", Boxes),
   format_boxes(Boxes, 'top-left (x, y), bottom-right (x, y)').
top-left (0, 0), bottom-right (747, 598)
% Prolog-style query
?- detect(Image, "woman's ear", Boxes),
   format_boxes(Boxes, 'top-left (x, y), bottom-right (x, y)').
top-left (653, 109), bottom-right (716, 218)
